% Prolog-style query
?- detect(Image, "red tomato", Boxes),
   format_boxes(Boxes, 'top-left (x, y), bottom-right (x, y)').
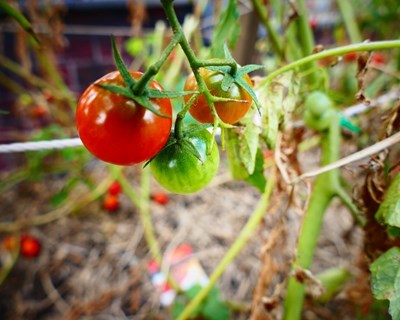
top-left (372, 53), bottom-right (385, 64)
top-left (184, 68), bottom-right (253, 124)
top-left (103, 194), bottom-right (120, 212)
top-left (151, 192), bottom-right (169, 205)
top-left (3, 235), bottom-right (18, 251)
top-left (343, 52), bottom-right (358, 62)
top-left (31, 105), bottom-right (48, 118)
top-left (108, 181), bottom-right (122, 196)
top-left (20, 235), bottom-right (41, 258)
top-left (76, 71), bottom-right (172, 165)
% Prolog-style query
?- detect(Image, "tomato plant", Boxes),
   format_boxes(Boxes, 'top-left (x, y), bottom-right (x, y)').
top-left (184, 68), bottom-right (253, 124)
top-left (76, 71), bottom-right (172, 165)
top-left (150, 125), bottom-right (220, 194)
top-left (20, 234), bottom-right (41, 258)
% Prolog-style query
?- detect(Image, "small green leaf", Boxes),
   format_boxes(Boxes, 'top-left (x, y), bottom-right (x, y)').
top-left (111, 36), bottom-right (136, 89)
top-left (258, 71), bottom-right (300, 149)
top-left (244, 149), bottom-right (266, 192)
top-left (202, 299), bottom-right (230, 320)
top-left (210, 0), bottom-right (240, 58)
top-left (370, 247), bottom-right (400, 320)
top-left (375, 173), bottom-right (400, 228)
top-left (239, 115), bottom-right (261, 175)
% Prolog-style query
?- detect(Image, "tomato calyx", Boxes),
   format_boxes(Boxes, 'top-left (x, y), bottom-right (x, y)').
top-left (204, 45), bottom-right (263, 114)
top-left (98, 36), bottom-right (197, 118)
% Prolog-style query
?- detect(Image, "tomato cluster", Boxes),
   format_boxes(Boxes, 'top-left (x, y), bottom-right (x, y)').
top-left (76, 65), bottom-right (254, 194)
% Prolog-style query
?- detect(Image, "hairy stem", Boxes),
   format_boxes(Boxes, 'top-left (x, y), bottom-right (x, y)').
top-left (258, 40), bottom-right (400, 88)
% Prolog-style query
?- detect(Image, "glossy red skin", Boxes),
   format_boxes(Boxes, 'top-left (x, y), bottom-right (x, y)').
top-left (184, 68), bottom-right (253, 124)
top-left (343, 52), bottom-right (358, 62)
top-left (108, 181), bottom-right (122, 196)
top-left (372, 54), bottom-right (385, 64)
top-left (20, 235), bottom-right (41, 258)
top-left (103, 194), bottom-right (119, 212)
top-left (151, 192), bottom-right (169, 205)
top-left (76, 71), bottom-right (172, 165)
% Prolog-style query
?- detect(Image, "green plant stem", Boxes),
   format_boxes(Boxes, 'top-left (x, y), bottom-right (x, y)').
top-left (294, 0), bottom-right (317, 83)
top-left (132, 31), bottom-right (183, 95)
top-left (336, 0), bottom-right (362, 43)
top-left (177, 175), bottom-right (275, 320)
top-left (283, 114), bottom-right (343, 320)
top-left (174, 93), bottom-right (200, 139)
top-left (250, 0), bottom-right (283, 60)
top-left (258, 40), bottom-right (400, 88)
top-left (117, 168), bottom-right (181, 293)
top-left (161, 0), bottom-right (233, 127)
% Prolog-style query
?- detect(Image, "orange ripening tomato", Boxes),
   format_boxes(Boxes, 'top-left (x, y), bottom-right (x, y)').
top-left (103, 194), bottom-right (120, 212)
top-left (184, 68), bottom-right (253, 124)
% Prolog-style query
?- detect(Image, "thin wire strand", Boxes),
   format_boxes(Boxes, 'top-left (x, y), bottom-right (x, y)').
top-left (0, 138), bottom-right (83, 153)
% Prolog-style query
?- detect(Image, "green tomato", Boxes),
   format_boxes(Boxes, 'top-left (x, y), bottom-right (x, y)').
top-left (303, 91), bottom-right (335, 131)
top-left (150, 125), bottom-right (220, 194)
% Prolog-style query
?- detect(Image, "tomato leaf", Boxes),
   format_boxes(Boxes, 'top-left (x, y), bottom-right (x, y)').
top-left (258, 71), bottom-right (300, 149)
top-left (210, 0), bottom-right (240, 58)
top-left (375, 173), bottom-right (400, 227)
top-left (239, 114), bottom-right (261, 174)
top-left (111, 36), bottom-right (136, 89)
top-left (0, 2), bottom-right (40, 44)
top-left (370, 247), bottom-right (400, 319)
top-left (244, 149), bottom-right (266, 192)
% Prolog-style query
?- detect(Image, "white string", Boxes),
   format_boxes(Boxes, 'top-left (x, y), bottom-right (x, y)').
top-left (0, 138), bottom-right (83, 153)
top-left (0, 90), bottom-right (398, 154)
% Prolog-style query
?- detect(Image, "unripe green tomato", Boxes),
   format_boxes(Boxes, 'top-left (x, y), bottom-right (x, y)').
top-left (303, 91), bottom-right (335, 131)
top-left (150, 125), bottom-right (220, 194)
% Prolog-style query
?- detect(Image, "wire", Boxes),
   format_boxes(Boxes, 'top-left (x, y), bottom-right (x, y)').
top-left (0, 138), bottom-right (83, 153)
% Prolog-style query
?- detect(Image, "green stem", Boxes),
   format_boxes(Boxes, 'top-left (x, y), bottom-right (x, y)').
top-left (294, 0), bottom-right (317, 83)
top-left (161, 0), bottom-right (229, 127)
top-left (336, 0), bottom-right (363, 43)
top-left (132, 30), bottom-right (183, 94)
top-left (258, 40), bottom-right (400, 88)
top-left (283, 115), bottom-right (341, 320)
top-left (117, 168), bottom-right (181, 293)
top-left (177, 175), bottom-right (275, 320)
top-left (250, 0), bottom-right (284, 60)
top-left (174, 93), bottom-right (200, 139)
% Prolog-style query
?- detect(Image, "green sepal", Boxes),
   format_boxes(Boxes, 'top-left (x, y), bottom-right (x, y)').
top-left (221, 73), bottom-right (235, 91)
top-left (235, 75), bottom-right (261, 114)
top-left (111, 36), bottom-right (136, 89)
top-left (96, 84), bottom-right (170, 118)
top-left (146, 89), bottom-right (199, 99)
top-left (180, 139), bottom-right (203, 163)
